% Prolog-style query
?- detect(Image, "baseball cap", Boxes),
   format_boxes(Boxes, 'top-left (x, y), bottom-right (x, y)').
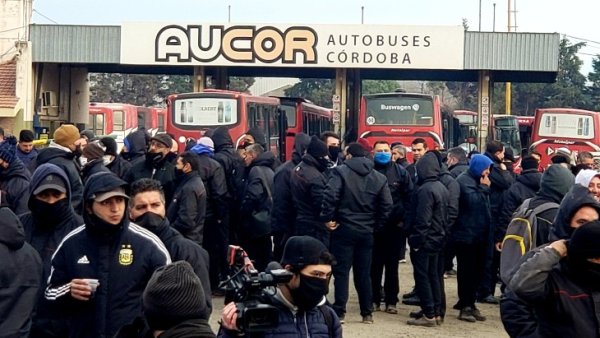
top-left (33, 174), bottom-right (67, 195)
top-left (93, 187), bottom-right (129, 202)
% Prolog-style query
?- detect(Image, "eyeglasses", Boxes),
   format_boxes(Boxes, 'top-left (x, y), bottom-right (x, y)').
top-left (150, 141), bottom-right (167, 149)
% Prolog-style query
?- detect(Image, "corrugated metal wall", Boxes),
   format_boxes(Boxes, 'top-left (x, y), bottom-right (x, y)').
top-left (31, 25), bottom-right (120, 63)
top-left (464, 32), bottom-right (560, 71)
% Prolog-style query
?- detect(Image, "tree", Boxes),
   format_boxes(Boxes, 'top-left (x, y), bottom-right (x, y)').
top-left (587, 55), bottom-right (600, 111)
top-left (228, 77), bottom-right (255, 92)
top-left (284, 79), bottom-right (334, 107)
top-left (445, 81), bottom-right (478, 111)
top-left (362, 80), bottom-right (399, 95)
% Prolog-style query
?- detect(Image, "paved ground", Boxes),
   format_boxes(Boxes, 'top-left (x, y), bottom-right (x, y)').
top-left (209, 260), bottom-right (509, 337)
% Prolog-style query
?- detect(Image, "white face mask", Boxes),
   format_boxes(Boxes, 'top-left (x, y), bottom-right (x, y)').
top-left (103, 155), bottom-right (114, 165)
top-left (79, 156), bottom-right (88, 166)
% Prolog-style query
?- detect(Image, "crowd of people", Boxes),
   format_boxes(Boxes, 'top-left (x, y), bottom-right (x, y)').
top-left (2, 122), bottom-right (600, 338)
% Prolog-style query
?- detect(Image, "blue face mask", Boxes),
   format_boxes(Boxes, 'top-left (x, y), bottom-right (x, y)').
top-left (374, 151), bottom-right (392, 165)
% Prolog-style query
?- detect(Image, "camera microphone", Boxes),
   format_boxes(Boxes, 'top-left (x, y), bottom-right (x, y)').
top-left (265, 261), bottom-right (284, 274)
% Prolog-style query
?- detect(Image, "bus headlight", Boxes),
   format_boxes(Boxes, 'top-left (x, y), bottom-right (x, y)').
top-left (178, 136), bottom-right (186, 144)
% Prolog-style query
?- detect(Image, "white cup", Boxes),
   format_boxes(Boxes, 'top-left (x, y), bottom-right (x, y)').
top-left (84, 279), bottom-right (99, 296)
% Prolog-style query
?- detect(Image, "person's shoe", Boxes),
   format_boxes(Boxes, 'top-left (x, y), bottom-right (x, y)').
top-left (399, 259), bottom-right (407, 264)
top-left (373, 303), bottom-right (381, 312)
top-left (385, 304), bottom-right (398, 314)
top-left (445, 269), bottom-right (457, 276)
top-left (443, 273), bottom-right (448, 279)
top-left (452, 302), bottom-right (462, 310)
top-left (458, 307), bottom-right (477, 323)
top-left (402, 289), bottom-right (417, 299)
top-left (478, 295), bottom-right (500, 305)
top-left (472, 308), bottom-right (487, 322)
top-left (409, 310), bottom-right (423, 318)
top-left (435, 316), bottom-right (444, 326)
top-left (361, 315), bottom-right (374, 324)
top-left (402, 295), bottom-right (420, 306)
top-left (338, 314), bottom-right (345, 324)
top-left (407, 316), bottom-right (437, 327)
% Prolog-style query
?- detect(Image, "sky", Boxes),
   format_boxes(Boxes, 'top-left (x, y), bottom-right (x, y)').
top-left (30, 0), bottom-right (600, 74)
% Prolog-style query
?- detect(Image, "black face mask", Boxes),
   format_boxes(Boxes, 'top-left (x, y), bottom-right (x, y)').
top-left (145, 152), bottom-right (164, 166)
top-left (175, 168), bottom-right (186, 180)
top-left (315, 156), bottom-right (331, 172)
top-left (85, 211), bottom-right (123, 237)
top-left (290, 274), bottom-right (329, 310)
top-left (328, 146), bottom-right (341, 162)
top-left (133, 212), bottom-right (165, 233)
top-left (30, 198), bottom-right (72, 226)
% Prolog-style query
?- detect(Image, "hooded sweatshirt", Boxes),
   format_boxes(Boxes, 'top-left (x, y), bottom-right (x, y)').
top-left (211, 127), bottom-right (245, 205)
top-left (123, 130), bottom-right (149, 163)
top-left (36, 144), bottom-right (83, 214)
top-left (549, 184), bottom-right (600, 242)
top-left (575, 169), bottom-right (600, 188)
top-left (0, 207), bottom-right (42, 337)
top-left (0, 156), bottom-right (31, 215)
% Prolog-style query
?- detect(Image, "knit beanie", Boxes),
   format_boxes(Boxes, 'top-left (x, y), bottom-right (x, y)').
top-left (469, 154), bottom-right (493, 177)
top-left (151, 133), bottom-right (173, 149)
top-left (82, 142), bottom-right (105, 161)
top-left (541, 164), bottom-right (575, 198)
top-left (54, 124), bottom-right (80, 148)
top-left (0, 136), bottom-right (17, 163)
top-left (143, 261), bottom-right (208, 330)
top-left (575, 169), bottom-right (600, 188)
top-left (568, 220), bottom-right (600, 259)
top-left (80, 130), bottom-right (96, 141)
top-left (100, 137), bottom-right (118, 156)
top-left (521, 155), bottom-right (539, 171)
top-left (347, 142), bottom-right (367, 158)
top-left (19, 130), bottom-right (34, 142)
top-left (306, 135), bottom-right (328, 158)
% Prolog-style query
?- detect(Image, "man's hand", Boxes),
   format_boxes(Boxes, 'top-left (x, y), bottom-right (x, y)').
top-left (221, 302), bottom-right (240, 331)
top-left (500, 163), bottom-right (507, 171)
top-left (480, 174), bottom-right (491, 187)
top-left (550, 240), bottom-right (568, 257)
top-left (495, 242), bottom-right (503, 252)
top-left (70, 279), bottom-right (93, 301)
top-left (325, 221), bottom-right (339, 231)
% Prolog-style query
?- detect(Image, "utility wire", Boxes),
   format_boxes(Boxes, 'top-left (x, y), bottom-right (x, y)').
top-left (565, 34), bottom-right (600, 46)
top-left (32, 9), bottom-right (59, 24)
top-left (0, 25), bottom-right (27, 34)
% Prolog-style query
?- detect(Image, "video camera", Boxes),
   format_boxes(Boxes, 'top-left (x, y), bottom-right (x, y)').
top-left (219, 245), bottom-right (293, 333)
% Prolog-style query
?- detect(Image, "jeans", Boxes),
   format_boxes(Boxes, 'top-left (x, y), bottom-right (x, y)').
top-left (330, 225), bottom-right (374, 317)
top-left (412, 249), bottom-right (442, 318)
top-left (456, 241), bottom-right (488, 308)
top-left (371, 226), bottom-right (401, 306)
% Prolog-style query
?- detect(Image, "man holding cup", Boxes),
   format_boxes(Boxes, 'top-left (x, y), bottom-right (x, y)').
top-left (45, 172), bottom-right (171, 338)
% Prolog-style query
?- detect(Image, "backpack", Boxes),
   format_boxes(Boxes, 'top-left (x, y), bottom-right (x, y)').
top-left (500, 198), bottom-right (559, 284)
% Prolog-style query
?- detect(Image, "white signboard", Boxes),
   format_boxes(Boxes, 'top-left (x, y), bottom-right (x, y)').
top-left (174, 98), bottom-right (238, 126)
top-left (538, 113), bottom-right (595, 138)
top-left (120, 23), bottom-right (465, 69)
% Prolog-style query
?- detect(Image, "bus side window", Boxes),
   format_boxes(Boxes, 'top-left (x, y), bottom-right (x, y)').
top-left (303, 113), bottom-right (310, 134)
top-left (114, 110), bottom-right (124, 131)
top-left (247, 103), bottom-right (257, 129)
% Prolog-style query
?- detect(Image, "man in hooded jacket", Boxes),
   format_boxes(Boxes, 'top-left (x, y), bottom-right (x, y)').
top-left (101, 136), bottom-right (132, 179)
top-left (0, 135), bottom-right (31, 215)
top-left (45, 172), bottom-right (171, 338)
top-left (320, 142), bottom-right (393, 323)
top-left (0, 206), bottom-right (42, 338)
top-left (272, 132), bottom-right (310, 259)
top-left (21, 163), bottom-right (83, 338)
top-left (121, 129), bottom-right (149, 165)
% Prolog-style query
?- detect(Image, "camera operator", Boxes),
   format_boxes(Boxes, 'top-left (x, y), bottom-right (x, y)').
top-left (218, 236), bottom-right (342, 338)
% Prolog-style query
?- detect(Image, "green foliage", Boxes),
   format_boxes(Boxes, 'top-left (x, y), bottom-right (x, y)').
top-left (362, 80), bottom-right (399, 95)
top-left (228, 77), bottom-right (255, 92)
top-left (588, 56), bottom-right (600, 111)
top-left (284, 79), bottom-right (335, 107)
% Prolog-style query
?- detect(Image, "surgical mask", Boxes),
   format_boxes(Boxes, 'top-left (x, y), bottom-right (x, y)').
top-left (103, 155), bottom-right (114, 166)
top-left (290, 274), bottom-right (329, 310)
top-left (374, 152), bottom-right (392, 165)
top-left (79, 156), bottom-right (88, 167)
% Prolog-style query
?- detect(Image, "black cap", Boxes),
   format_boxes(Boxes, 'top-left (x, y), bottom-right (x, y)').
top-left (151, 133), bottom-right (173, 149)
top-left (281, 236), bottom-right (331, 269)
top-left (33, 174), bottom-right (67, 195)
top-left (347, 142), bottom-right (367, 157)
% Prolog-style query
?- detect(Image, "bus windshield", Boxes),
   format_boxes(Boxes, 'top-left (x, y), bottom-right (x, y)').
top-left (280, 103), bottom-right (297, 128)
top-left (538, 112), bottom-right (595, 139)
top-left (364, 96), bottom-right (434, 126)
top-left (172, 97), bottom-right (238, 127)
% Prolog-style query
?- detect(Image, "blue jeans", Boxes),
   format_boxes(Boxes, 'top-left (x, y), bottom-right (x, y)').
top-left (330, 226), bottom-right (374, 317)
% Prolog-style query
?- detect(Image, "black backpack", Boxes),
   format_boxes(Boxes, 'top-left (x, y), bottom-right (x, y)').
top-left (500, 198), bottom-right (559, 284)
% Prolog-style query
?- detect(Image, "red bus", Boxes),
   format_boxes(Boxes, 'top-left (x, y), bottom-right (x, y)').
top-left (89, 103), bottom-right (166, 137)
top-left (165, 89), bottom-right (284, 159)
top-left (358, 92), bottom-right (443, 160)
top-left (278, 97), bottom-right (333, 160)
top-left (530, 108), bottom-right (600, 168)
top-left (517, 116), bottom-right (535, 149)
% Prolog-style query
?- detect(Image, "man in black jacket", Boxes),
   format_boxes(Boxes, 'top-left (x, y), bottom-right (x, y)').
top-left (406, 138), bottom-right (428, 182)
top-left (290, 135), bottom-right (331, 246)
top-left (446, 147), bottom-right (469, 179)
top-left (129, 178), bottom-right (212, 313)
top-left (211, 127), bottom-right (245, 245)
top-left (480, 141), bottom-right (515, 304)
top-left (240, 143), bottom-right (276, 271)
top-left (35, 124), bottom-right (85, 214)
top-left (190, 137), bottom-right (230, 291)
top-left (452, 154), bottom-right (494, 322)
top-left (101, 136), bottom-right (132, 179)
top-left (167, 151), bottom-right (207, 246)
top-left (0, 135), bottom-right (30, 215)
top-left (45, 172), bottom-right (171, 338)
top-left (406, 152), bottom-right (449, 327)
top-left (0, 206), bottom-right (42, 338)
top-left (21, 163), bottom-right (83, 338)
top-left (272, 132), bottom-right (310, 260)
top-left (371, 141), bottom-right (413, 314)
top-left (121, 129), bottom-right (149, 164)
top-left (80, 142), bottom-right (111, 183)
top-left (497, 156), bottom-right (543, 241)
top-left (320, 143), bottom-right (393, 324)
top-left (125, 134), bottom-right (177, 207)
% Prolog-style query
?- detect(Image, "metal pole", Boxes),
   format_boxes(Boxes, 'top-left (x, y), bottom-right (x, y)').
top-left (478, 0), bottom-right (482, 31)
top-left (361, 6), bottom-right (364, 24)
top-left (493, 3), bottom-right (496, 32)
top-left (228, 5), bottom-right (231, 23)
top-left (505, 0), bottom-right (512, 115)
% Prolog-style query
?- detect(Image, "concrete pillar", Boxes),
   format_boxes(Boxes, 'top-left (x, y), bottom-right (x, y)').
top-left (477, 70), bottom-right (492, 151)
top-left (214, 67), bottom-right (228, 89)
top-left (347, 68), bottom-right (361, 142)
top-left (68, 67), bottom-right (89, 127)
top-left (335, 68), bottom-right (347, 137)
top-left (193, 66), bottom-right (206, 92)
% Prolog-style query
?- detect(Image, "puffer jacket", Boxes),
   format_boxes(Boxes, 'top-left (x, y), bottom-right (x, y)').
top-left (0, 156), bottom-right (31, 215)
top-left (36, 143), bottom-right (83, 214)
top-left (0, 207), bottom-right (42, 338)
top-left (217, 290), bottom-right (342, 338)
top-left (452, 170), bottom-right (492, 244)
top-left (320, 156), bottom-right (392, 233)
top-left (407, 153), bottom-right (449, 252)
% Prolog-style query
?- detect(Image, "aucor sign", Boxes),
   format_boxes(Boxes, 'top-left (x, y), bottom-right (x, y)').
top-left (120, 23), bottom-right (465, 69)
